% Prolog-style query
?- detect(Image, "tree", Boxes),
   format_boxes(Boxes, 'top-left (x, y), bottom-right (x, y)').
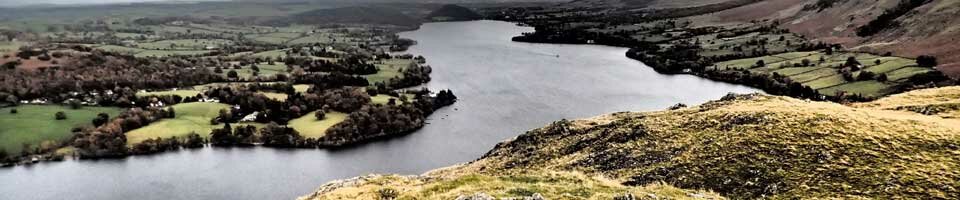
top-left (37, 54), bottom-right (52, 61)
top-left (877, 73), bottom-right (889, 82)
top-left (2, 60), bottom-right (21, 69)
top-left (185, 132), bottom-right (204, 148)
top-left (842, 71), bottom-right (855, 81)
top-left (5, 95), bottom-right (17, 104)
top-left (93, 113), bottom-right (110, 127)
top-left (167, 107), bottom-right (176, 118)
top-left (21, 143), bottom-right (33, 156)
top-left (227, 70), bottom-right (239, 79)
top-left (314, 110), bottom-right (326, 120)
top-left (387, 98), bottom-right (397, 106)
top-left (754, 60), bottom-right (766, 68)
top-left (217, 109), bottom-right (232, 123)
top-left (801, 59), bottom-right (811, 67)
top-left (917, 55), bottom-right (938, 68)
top-left (9, 109), bottom-right (16, 114)
top-left (0, 149), bottom-right (8, 162)
top-left (55, 111), bottom-right (67, 120)
top-left (214, 66), bottom-right (224, 73)
top-left (68, 99), bottom-right (82, 109)
top-left (857, 71), bottom-right (876, 81)
top-left (209, 124), bottom-right (235, 146)
top-left (845, 56), bottom-right (861, 68)
top-left (874, 59), bottom-right (882, 66)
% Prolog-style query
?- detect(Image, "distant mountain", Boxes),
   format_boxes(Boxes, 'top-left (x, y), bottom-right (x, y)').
top-left (563, 0), bottom-right (743, 9)
top-left (273, 6), bottom-right (422, 27)
top-left (532, 0), bottom-right (960, 78)
top-left (0, 0), bottom-right (567, 8)
top-left (426, 4), bottom-right (483, 21)
top-left (0, 0), bottom-right (227, 7)
top-left (662, 0), bottom-right (960, 77)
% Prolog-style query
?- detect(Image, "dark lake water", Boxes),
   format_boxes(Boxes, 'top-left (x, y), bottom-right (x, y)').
top-left (0, 20), bottom-right (759, 200)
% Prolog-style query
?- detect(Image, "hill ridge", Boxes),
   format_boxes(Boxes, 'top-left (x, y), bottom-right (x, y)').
top-left (301, 86), bottom-right (960, 199)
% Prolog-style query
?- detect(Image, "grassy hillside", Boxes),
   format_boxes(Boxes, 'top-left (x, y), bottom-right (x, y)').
top-left (713, 51), bottom-right (934, 98)
top-left (855, 86), bottom-right (960, 119)
top-left (302, 86), bottom-right (960, 199)
top-left (675, 0), bottom-right (960, 78)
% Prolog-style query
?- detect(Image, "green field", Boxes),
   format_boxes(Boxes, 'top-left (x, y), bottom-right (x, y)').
top-left (214, 62), bottom-right (288, 79)
top-left (250, 49), bottom-right (289, 58)
top-left (287, 35), bottom-right (333, 45)
top-left (0, 41), bottom-right (24, 52)
top-left (365, 58), bottom-right (414, 84)
top-left (95, 44), bottom-right (212, 57)
top-left (370, 94), bottom-right (414, 105)
top-left (136, 49), bottom-right (212, 57)
top-left (126, 102), bottom-right (233, 145)
top-left (288, 111), bottom-right (347, 139)
top-left (190, 82), bottom-right (285, 90)
top-left (713, 51), bottom-right (932, 98)
top-left (0, 105), bottom-right (123, 153)
top-left (137, 89), bottom-right (202, 97)
top-left (137, 39), bottom-right (233, 50)
top-left (258, 92), bottom-right (288, 101)
top-left (294, 84), bottom-right (312, 93)
top-left (252, 63), bottom-right (289, 77)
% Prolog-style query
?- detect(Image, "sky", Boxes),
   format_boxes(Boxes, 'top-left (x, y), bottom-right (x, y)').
top-left (0, 0), bottom-right (228, 7)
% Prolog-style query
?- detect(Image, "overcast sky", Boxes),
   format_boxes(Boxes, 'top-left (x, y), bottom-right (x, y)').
top-left (0, 0), bottom-right (228, 7)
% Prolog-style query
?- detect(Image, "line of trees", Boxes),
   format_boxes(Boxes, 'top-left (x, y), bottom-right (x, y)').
top-left (71, 107), bottom-right (175, 158)
top-left (0, 45), bottom-right (223, 105)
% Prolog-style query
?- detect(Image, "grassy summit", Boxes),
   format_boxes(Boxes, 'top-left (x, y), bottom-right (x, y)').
top-left (302, 86), bottom-right (960, 199)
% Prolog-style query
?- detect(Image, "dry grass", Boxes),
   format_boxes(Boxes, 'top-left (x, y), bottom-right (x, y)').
top-left (301, 88), bottom-right (960, 199)
top-left (855, 86), bottom-right (960, 119)
top-left (299, 171), bottom-right (723, 200)
top-left (473, 93), bottom-right (960, 199)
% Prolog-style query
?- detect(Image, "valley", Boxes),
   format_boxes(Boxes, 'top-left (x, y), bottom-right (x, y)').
top-left (0, 0), bottom-right (958, 199)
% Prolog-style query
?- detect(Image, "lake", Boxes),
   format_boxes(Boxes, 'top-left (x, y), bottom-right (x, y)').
top-left (0, 20), bottom-right (759, 200)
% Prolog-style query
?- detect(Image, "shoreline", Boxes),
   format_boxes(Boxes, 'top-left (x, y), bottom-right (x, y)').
top-left (508, 25), bottom-right (955, 103)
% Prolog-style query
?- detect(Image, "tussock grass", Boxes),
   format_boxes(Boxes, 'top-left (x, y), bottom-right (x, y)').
top-left (857, 86), bottom-right (960, 119)
top-left (475, 93), bottom-right (960, 199)
top-left (301, 88), bottom-right (960, 199)
top-left (299, 172), bottom-right (722, 200)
